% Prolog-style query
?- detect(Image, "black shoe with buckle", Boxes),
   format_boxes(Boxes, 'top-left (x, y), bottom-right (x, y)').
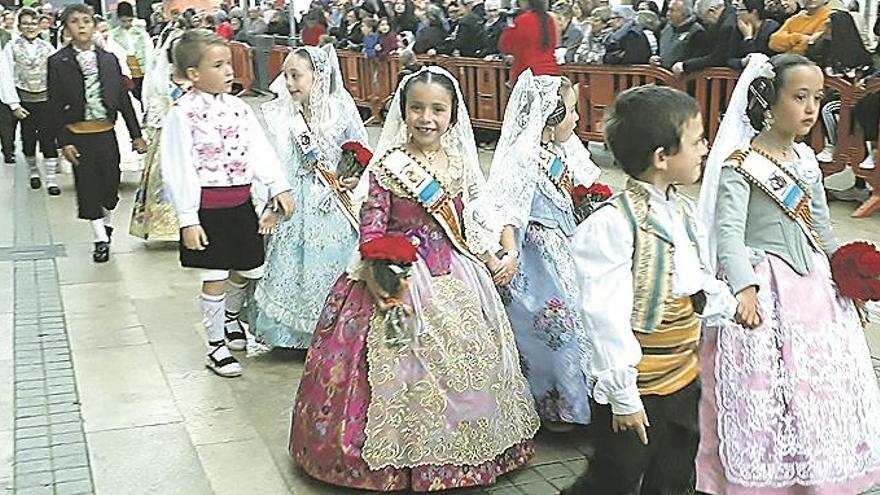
top-left (92, 241), bottom-right (110, 263)
top-left (30, 176), bottom-right (41, 189)
top-left (3, 154), bottom-right (13, 164)
top-left (47, 185), bottom-right (61, 196)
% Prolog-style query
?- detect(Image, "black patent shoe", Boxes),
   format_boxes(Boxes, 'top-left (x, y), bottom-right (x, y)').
top-left (3, 154), bottom-right (14, 164)
top-left (30, 176), bottom-right (41, 189)
top-left (92, 241), bottom-right (110, 263)
top-left (47, 185), bottom-right (61, 196)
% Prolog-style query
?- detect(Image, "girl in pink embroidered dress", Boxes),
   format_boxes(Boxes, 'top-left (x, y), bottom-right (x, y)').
top-left (289, 66), bottom-right (539, 492)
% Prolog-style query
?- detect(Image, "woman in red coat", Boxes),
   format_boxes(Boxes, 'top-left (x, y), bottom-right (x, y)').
top-left (499, 0), bottom-right (560, 83)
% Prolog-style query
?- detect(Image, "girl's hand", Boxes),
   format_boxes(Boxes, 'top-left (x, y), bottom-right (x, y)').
top-left (182, 225), bottom-right (209, 251)
top-left (735, 285), bottom-right (762, 329)
top-left (271, 191), bottom-right (295, 218)
top-left (340, 177), bottom-right (359, 191)
top-left (258, 209), bottom-right (278, 235)
top-left (492, 251), bottom-right (519, 286)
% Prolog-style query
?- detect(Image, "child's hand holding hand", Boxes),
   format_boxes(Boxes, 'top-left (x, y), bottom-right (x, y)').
top-left (132, 137), bottom-right (147, 154)
top-left (272, 191), bottom-right (295, 218)
top-left (612, 410), bottom-right (650, 445)
top-left (735, 285), bottom-right (762, 329)
top-left (258, 209), bottom-right (278, 235)
top-left (182, 225), bottom-right (209, 251)
top-left (340, 177), bottom-right (359, 191)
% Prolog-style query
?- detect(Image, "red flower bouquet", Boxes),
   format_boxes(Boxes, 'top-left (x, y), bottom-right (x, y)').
top-left (337, 141), bottom-right (373, 180)
top-left (361, 235), bottom-right (418, 348)
top-left (571, 182), bottom-right (613, 224)
top-left (830, 241), bottom-right (880, 301)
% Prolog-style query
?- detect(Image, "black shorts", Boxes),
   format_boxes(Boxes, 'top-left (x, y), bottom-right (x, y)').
top-left (179, 201), bottom-right (264, 271)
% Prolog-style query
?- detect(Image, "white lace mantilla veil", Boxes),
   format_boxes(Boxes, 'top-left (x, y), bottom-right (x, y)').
top-left (261, 44), bottom-right (369, 170)
top-left (369, 65), bottom-right (491, 253)
top-left (467, 69), bottom-right (600, 255)
top-left (697, 53), bottom-right (768, 273)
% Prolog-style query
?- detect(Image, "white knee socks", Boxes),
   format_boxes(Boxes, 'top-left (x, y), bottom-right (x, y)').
top-left (45, 158), bottom-right (58, 187)
top-left (26, 156), bottom-right (39, 179)
top-left (199, 293), bottom-right (226, 345)
top-left (90, 219), bottom-right (109, 243)
top-left (225, 279), bottom-right (248, 319)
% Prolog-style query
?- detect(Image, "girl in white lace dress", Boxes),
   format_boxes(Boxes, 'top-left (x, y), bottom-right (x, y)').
top-left (249, 45), bottom-right (369, 349)
top-left (696, 53), bottom-right (880, 495)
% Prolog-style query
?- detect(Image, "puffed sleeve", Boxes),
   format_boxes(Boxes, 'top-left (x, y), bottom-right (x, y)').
top-left (160, 107), bottom-right (202, 227)
top-left (244, 105), bottom-right (291, 198)
top-left (572, 205), bottom-right (644, 416)
top-left (715, 164), bottom-right (759, 295)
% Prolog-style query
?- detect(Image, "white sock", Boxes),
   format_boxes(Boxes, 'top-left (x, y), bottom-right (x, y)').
top-left (90, 219), bottom-right (109, 242)
top-left (45, 158), bottom-right (58, 186)
top-left (225, 279), bottom-right (248, 318)
top-left (103, 208), bottom-right (114, 227)
top-left (26, 156), bottom-right (39, 178)
top-left (199, 293), bottom-right (226, 344)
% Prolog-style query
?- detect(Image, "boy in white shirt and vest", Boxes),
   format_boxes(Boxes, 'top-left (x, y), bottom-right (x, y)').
top-left (563, 86), bottom-right (736, 494)
top-left (2, 8), bottom-right (59, 193)
top-left (161, 30), bottom-right (294, 378)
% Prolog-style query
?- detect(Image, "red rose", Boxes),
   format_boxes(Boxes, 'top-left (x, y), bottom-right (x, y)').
top-left (355, 147), bottom-right (373, 166)
top-left (360, 235), bottom-right (418, 264)
top-left (570, 184), bottom-right (590, 207)
top-left (586, 182), bottom-right (613, 199)
top-left (831, 242), bottom-right (880, 300)
top-left (341, 141), bottom-right (363, 153)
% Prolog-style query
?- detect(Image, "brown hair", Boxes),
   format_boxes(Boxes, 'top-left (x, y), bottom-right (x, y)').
top-left (546, 76), bottom-right (574, 126)
top-left (172, 29), bottom-right (228, 77)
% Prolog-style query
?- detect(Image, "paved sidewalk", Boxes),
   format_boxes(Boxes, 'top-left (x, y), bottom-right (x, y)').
top-left (1, 123), bottom-right (879, 495)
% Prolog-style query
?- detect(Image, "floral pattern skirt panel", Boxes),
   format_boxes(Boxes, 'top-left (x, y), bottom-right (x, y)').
top-left (129, 127), bottom-right (179, 241)
top-left (499, 222), bottom-right (592, 426)
top-left (251, 171), bottom-right (357, 349)
top-left (696, 252), bottom-right (880, 495)
top-left (290, 252), bottom-right (539, 492)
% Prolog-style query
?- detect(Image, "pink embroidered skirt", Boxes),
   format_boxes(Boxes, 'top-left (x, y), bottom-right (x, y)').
top-left (697, 252), bottom-right (880, 494)
top-left (289, 253), bottom-right (538, 492)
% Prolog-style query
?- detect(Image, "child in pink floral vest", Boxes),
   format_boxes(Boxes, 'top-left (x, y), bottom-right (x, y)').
top-left (161, 30), bottom-right (294, 378)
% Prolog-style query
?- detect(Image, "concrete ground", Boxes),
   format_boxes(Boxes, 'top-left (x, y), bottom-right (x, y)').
top-left (1, 119), bottom-right (879, 495)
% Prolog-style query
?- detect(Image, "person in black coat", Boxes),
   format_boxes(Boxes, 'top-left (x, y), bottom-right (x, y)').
top-left (445, 0), bottom-right (486, 57)
top-left (48, 5), bottom-right (145, 263)
top-left (413, 4), bottom-right (449, 54)
top-left (673, 0), bottom-right (742, 74)
top-left (480, 0), bottom-right (507, 56)
top-left (603, 7), bottom-right (652, 64)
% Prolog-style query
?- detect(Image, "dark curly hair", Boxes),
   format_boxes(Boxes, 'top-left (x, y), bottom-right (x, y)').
top-left (746, 54), bottom-right (818, 132)
top-left (398, 69), bottom-right (459, 127)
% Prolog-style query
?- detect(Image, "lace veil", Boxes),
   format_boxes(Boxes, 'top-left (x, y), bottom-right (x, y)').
top-left (467, 69), bottom-right (600, 255)
top-left (371, 65), bottom-right (491, 253)
top-left (697, 54), bottom-right (767, 273)
top-left (261, 44), bottom-right (368, 168)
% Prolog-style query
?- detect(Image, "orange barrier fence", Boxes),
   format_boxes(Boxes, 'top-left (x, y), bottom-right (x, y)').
top-left (229, 41), bottom-right (255, 97)
top-left (248, 47), bottom-right (880, 217)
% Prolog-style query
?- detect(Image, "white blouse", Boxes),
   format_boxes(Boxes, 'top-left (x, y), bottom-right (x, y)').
top-left (571, 180), bottom-right (737, 415)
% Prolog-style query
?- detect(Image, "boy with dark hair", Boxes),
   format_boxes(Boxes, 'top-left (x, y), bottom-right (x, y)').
top-left (563, 85), bottom-right (736, 494)
top-left (48, 3), bottom-right (146, 262)
top-left (2, 7), bottom-right (58, 192)
top-left (110, 1), bottom-right (152, 104)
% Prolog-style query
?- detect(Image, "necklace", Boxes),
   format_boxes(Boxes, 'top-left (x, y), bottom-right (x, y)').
top-left (755, 135), bottom-right (796, 161)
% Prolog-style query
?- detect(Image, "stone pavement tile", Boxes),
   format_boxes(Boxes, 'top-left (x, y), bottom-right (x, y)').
top-left (0, 358), bottom-right (12, 432)
top-left (88, 423), bottom-right (213, 495)
top-left (532, 462), bottom-right (574, 481)
top-left (515, 479), bottom-right (560, 495)
top-left (54, 479), bottom-right (94, 495)
top-left (505, 467), bottom-right (544, 485)
top-left (61, 282), bottom-right (137, 321)
top-left (196, 438), bottom-right (290, 495)
top-left (55, 243), bottom-right (124, 286)
top-left (0, 430), bottom-right (12, 493)
top-left (113, 250), bottom-right (200, 301)
top-left (133, 297), bottom-right (209, 375)
top-left (66, 316), bottom-right (148, 351)
top-left (74, 343), bottom-right (181, 432)
top-left (166, 371), bottom-right (260, 446)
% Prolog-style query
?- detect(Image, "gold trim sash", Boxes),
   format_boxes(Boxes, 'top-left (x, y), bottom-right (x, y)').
top-left (731, 148), bottom-right (821, 250)
top-left (291, 111), bottom-right (360, 229)
top-left (538, 146), bottom-right (574, 197)
top-left (375, 149), bottom-right (481, 264)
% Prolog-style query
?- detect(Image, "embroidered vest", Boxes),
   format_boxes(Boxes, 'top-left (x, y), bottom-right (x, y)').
top-left (177, 91), bottom-right (253, 188)
top-left (12, 37), bottom-right (52, 94)
top-left (612, 179), bottom-right (703, 396)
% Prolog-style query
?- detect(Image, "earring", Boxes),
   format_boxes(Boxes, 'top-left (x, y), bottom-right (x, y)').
top-left (763, 111), bottom-right (774, 131)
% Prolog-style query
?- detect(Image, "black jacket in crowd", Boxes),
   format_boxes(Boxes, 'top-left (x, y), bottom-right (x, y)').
top-left (603, 20), bottom-right (652, 65)
top-left (481, 15), bottom-right (507, 56)
top-left (658, 16), bottom-right (708, 68)
top-left (449, 12), bottom-right (486, 57)
top-left (47, 45), bottom-right (141, 147)
top-left (682, 5), bottom-right (743, 73)
top-left (413, 23), bottom-right (449, 54)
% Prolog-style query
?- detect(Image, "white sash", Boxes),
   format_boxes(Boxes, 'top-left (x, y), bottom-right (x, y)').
top-left (291, 112), bottom-right (360, 229)
top-left (734, 148), bottom-right (821, 250)
top-left (377, 150), bottom-right (481, 263)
